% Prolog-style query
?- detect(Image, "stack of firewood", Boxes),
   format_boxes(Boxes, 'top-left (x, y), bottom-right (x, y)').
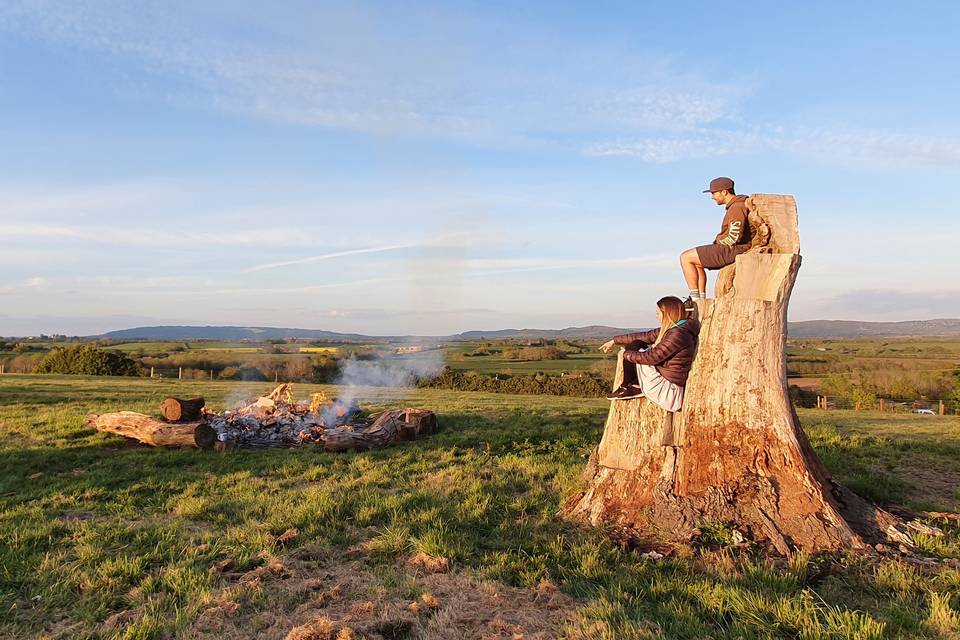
top-left (85, 383), bottom-right (437, 453)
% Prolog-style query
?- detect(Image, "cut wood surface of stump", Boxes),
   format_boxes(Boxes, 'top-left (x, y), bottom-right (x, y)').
top-left (565, 194), bottom-right (902, 554)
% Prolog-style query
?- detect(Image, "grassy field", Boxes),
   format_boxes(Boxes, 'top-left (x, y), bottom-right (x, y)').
top-left (442, 341), bottom-right (610, 376)
top-left (445, 353), bottom-right (608, 376)
top-left (2, 375), bottom-right (960, 639)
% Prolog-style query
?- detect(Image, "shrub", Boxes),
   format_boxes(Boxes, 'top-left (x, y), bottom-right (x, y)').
top-left (219, 366), bottom-right (241, 380)
top-left (33, 344), bottom-right (139, 376)
top-left (3, 354), bottom-right (42, 373)
top-left (852, 386), bottom-right (878, 410)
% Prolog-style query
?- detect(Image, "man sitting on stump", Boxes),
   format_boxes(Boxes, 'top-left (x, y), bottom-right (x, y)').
top-left (680, 177), bottom-right (752, 301)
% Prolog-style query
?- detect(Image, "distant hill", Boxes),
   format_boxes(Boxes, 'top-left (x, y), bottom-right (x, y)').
top-left (100, 326), bottom-right (376, 342)
top-left (787, 318), bottom-right (960, 338)
top-left (452, 325), bottom-right (643, 340)
top-left (94, 319), bottom-right (960, 342)
top-left (97, 324), bottom-right (644, 342)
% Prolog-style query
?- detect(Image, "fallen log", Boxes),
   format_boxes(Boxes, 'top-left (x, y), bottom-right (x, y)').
top-left (323, 409), bottom-right (404, 452)
top-left (86, 411), bottom-right (216, 449)
top-left (160, 396), bottom-right (205, 422)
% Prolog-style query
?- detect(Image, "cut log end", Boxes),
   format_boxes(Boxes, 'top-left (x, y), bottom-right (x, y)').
top-left (193, 423), bottom-right (217, 449)
top-left (160, 397), bottom-right (205, 422)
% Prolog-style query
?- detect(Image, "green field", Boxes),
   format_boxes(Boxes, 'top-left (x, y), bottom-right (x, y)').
top-left (6, 337), bottom-right (960, 409)
top-left (445, 352), bottom-right (608, 375)
top-left (442, 340), bottom-right (611, 376)
top-left (2, 375), bottom-right (960, 639)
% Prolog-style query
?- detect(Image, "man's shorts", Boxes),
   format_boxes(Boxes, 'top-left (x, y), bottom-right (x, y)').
top-left (695, 243), bottom-right (747, 270)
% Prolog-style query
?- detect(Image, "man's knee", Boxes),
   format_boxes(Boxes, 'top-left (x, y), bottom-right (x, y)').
top-left (680, 248), bottom-right (700, 266)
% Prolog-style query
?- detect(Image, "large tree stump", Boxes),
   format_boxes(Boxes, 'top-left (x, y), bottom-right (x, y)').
top-left (565, 194), bottom-right (900, 553)
top-left (86, 412), bottom-right (216, 449)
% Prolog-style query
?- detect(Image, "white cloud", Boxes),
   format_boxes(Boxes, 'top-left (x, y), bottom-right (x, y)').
top-left (585, 132), bottom-right (751, 163)
top-left (585, 127), bottom-right (960, 169)
top-left (0, 1), bottom-right (739, 143)
top-left (589, 87), bottom-right (733, 131)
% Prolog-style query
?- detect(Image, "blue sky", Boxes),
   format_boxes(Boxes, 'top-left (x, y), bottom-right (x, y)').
top-left (1, 1), bottom-right (958, 336)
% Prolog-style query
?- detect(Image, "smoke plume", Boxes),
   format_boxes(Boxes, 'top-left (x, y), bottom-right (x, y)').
top-left (328, 346), bottom-right (445, 409)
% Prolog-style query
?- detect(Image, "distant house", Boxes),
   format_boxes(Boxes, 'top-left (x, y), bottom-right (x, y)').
top-left (395, 345), bottom-right (424, 354)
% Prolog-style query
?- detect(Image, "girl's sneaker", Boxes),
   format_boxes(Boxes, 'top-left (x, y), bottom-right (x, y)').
top-left (607, 385), bottom-right (644, 401)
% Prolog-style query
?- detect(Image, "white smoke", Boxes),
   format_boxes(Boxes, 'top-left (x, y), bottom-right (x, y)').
top-left (330, 345), bottom-right (445, 408)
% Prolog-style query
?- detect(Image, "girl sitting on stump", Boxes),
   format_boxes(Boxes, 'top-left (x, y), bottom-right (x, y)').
top-left (599, 296), bottom-right (699, 409)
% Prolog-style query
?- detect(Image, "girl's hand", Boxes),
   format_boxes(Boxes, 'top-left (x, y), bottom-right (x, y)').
top-left (599, 339), bottom-right (616, 353)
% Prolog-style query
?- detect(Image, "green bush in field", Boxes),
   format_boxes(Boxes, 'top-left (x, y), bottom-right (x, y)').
top-left (949, 385), bottom-right (960, 413)
top-left (32, 343), bottom-right (139, 376)
top-left (852, 386), bottom-right (878, 410)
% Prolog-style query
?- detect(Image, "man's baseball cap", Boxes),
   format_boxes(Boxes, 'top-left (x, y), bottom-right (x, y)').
top-left (703, 177), bottom-right (734, 193)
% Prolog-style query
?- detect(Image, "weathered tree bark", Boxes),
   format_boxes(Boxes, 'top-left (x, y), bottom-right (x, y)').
top-left (322, 409), bottom-right (439, 452)
top-left (565, 194), bottom-right (900, 553)
top-left (86, 411), bottom-right (216, 449)
top-left (160, 397), bottom-right (205, 422)
top-left (323, 409), bottom-right (403, 452)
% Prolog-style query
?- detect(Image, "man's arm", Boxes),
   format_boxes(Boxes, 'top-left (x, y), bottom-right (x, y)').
top-left (714, 208), bottom-right (746, 246)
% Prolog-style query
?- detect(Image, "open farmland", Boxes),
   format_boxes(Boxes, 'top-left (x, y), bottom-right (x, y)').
top-left (443, 340), bottom-right (611, 376)
top-left (2, 374), bottom-right (960, 639)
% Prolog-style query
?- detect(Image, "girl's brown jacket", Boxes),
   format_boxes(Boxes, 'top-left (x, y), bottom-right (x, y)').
top-left (613, 320), bottom-right (700, 386)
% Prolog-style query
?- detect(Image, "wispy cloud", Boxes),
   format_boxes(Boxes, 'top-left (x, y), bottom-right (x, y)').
top-left (1, 222), bottom-right (339, 248)
top-left (0, 2), bottom-right (739, 144)
top-left (244, 244), bottom-right (418, 273)
top-left (585, 127), bottom-right (960, 169)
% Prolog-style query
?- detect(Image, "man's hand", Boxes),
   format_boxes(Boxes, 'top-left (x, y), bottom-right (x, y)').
top-left (599, 339), bottom-right (616, 353)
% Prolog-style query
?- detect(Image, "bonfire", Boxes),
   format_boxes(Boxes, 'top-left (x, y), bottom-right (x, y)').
top-left (86, 383), bottom-right (437, 452)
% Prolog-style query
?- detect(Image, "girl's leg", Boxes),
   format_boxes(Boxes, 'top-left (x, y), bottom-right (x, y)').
top-left (697, 266), bottom-right (707, 297)
top-left (621, 360), bottom-right (639, 388)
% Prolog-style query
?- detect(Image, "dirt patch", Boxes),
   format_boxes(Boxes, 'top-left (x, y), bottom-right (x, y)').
top-left (406, 552), bottom-right (449, 575)
top-left (893, 463), bottom-right (960, 511)
top-left (182, 548), bottom-right (583, 640)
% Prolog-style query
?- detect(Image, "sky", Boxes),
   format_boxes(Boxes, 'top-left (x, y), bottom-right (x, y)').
top-left (1, 0), bottom-right (959, 336)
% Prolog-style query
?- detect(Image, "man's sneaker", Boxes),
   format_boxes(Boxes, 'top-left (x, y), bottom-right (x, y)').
top-left (607, 385), bottom-right (644, 401)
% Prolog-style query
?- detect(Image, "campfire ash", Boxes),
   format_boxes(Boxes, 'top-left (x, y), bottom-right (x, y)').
top-left (207, 383), bottom-right (361, 448)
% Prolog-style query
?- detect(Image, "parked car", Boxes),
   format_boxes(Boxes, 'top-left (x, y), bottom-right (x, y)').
top-left (914, 408), bottom-right (936, 415)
